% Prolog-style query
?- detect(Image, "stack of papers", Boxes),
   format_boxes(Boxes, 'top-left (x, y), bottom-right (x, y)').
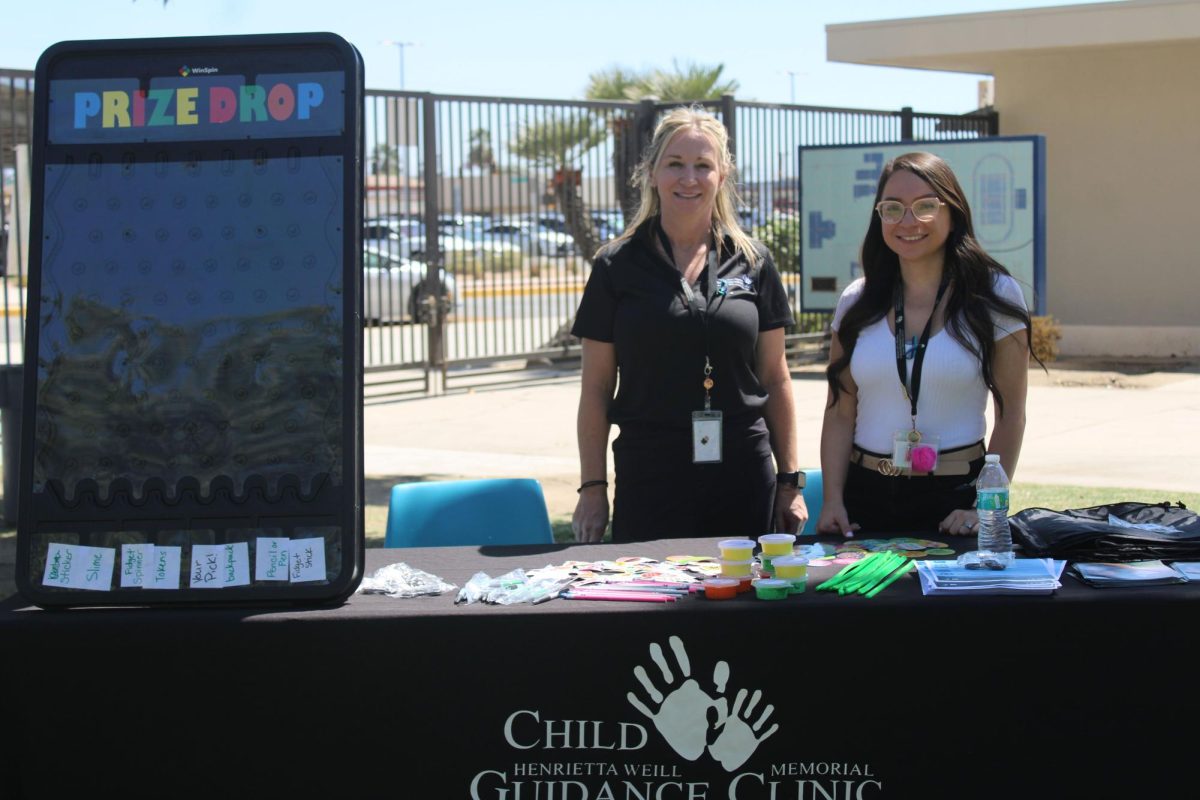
top-left (915, 558), bottom-right (1066, 596)
top-left (1070, 560), bottom-right (1189, 588)
top-left (1172, 562), bottom-right (1200, 580)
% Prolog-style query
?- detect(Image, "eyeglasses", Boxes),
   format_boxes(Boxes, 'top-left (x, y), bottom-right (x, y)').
top-left (874, 198), bottom-right (945, 225)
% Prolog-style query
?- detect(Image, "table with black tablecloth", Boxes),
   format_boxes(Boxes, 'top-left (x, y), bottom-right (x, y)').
top-left (2, 538), bottom-right (1197, 799)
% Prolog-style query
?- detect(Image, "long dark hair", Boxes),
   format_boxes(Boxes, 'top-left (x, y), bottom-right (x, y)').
top-left (827, 151), bottom-right (1037, 414)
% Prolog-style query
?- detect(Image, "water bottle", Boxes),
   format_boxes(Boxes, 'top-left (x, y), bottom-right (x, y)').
top-left (975, 454), bottom-right (1013, 567)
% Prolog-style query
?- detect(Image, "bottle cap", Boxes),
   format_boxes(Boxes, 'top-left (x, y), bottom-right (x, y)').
top-left (984, 453), bottom-right (1000, 463)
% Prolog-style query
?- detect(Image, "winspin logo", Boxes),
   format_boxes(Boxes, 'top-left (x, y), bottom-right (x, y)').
top-left (475, 635), bottom-right (884, 798)
top-left (178, 65), bottom-right (219, 77)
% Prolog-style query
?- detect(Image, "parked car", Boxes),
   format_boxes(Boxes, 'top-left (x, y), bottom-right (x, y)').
top-left (476, 218), bottom-right (574, 257)
top-left (364, 217), bottom-right (521, 265)
top-left (362, 246), bottom-right (457, 324)
top-left (590, 209), bottom-right (625, 241)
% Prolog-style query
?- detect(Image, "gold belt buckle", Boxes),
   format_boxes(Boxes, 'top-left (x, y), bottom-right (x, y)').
top-left (876, 458), bottom-right (902, 477)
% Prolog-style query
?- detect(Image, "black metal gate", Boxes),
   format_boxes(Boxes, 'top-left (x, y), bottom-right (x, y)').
top-left (0, 69), bottom-right (997, 397)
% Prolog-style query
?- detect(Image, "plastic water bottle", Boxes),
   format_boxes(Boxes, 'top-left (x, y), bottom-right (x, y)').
top-left (975, 454), bottom-right (1014, 567)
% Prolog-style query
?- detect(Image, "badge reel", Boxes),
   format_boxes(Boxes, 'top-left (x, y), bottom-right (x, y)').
top-left (693, 361), bottom-right (721, 464)
top-left (888, 429), bottom-right (940, 474)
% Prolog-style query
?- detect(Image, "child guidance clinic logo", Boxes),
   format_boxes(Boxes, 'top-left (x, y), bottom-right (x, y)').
top-left (628, 635), bottom-right (777, 771)
top-left (475, 635), bottom-right (883, 798)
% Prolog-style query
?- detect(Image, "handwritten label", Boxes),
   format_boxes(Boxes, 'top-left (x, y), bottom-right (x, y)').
top-left (146, 547), bottom-right (182, 590)
top-left (42, 543), bottom-right (116, 591)
top-left (255, 537), bottom-right (290, 581)
top-left (223, 543), bottom-right (251, 587)
top-left (189, 544), bottom-right (224, 589)
top-left (289, 537), bottom-right (326, 583)
top-left (120, 543), bottom-right (152, 588)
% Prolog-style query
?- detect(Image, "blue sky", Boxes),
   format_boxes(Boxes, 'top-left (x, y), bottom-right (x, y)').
top-left (3, 0), bottom-right (1118, 112)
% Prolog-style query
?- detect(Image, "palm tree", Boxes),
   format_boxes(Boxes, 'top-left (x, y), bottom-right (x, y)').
top-left (588, 62), bottom-right (739, 222)
top-left (510, 115), bottom-right (609, 260)
top-left (635, 61), bottom-right (739, 103)
top-left (466, 128), bottom-right (496, 173)
top-left (510, 62), bottom-right (738, 265)
top-left (370, 143), bottom-right (400, 176)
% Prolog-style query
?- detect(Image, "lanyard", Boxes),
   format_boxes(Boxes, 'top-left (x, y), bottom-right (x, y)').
top-left (893, 274), bottom-right (950, 420)
top-left (657, 221), bottom-right (721, 409)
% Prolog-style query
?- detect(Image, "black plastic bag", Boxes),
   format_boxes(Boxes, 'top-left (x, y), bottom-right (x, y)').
top-left (1010, 502), bottom-right (1199, 562)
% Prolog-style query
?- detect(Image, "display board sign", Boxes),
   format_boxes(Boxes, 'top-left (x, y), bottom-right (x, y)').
top-left (799, 137), bottom-right (1045, 313)
top-left (17, 33), bottom-right (365, 607)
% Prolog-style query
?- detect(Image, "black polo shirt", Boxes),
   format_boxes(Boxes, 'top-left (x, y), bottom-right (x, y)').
top-left (571, 223), bottom-right (792, 430)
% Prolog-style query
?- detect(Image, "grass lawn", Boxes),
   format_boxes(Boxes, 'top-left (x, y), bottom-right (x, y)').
top-left (363, 483), bottom-right (1200, 546)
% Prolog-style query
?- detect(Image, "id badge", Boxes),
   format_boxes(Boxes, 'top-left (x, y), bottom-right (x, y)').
top-left (891, 431), bottom-right (940, 472)
top-left (692, 410), bottom-right (723, 464)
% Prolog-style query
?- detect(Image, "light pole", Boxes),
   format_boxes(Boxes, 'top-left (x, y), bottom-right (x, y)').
top-left (784, 70), bottom-right (802, 105)
top-left (381, 40), bottom-right (415, 91)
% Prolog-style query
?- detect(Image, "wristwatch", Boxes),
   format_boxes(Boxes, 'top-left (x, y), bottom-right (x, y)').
top-left (775, 471), bottom-right (805, 489)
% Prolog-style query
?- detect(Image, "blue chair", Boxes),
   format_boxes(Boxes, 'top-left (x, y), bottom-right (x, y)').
top-left (800, 469), bottom-right (823, 536)
top-left (384, 478), bottom-right (555, 548)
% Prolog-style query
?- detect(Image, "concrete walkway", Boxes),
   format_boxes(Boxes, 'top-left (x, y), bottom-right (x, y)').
top-left (2, 361), bottom-right (1197, 600)
top-left (364, 363), bottom-right (1200, 518)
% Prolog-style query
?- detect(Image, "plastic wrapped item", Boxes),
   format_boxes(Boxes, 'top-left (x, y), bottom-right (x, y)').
top-left (485, 569), bottom-right (529, 604)
top-left (454, 568), bottom-right (529, 605)
top-left (454, 567), bottom-right (578, 605)
top-left (495, 570), bottom-right (575, 606)
top-left (357, 562), bottom-right (457, 598)
top-left (456, 572), bottom-right (494, 605)
top-left (796, 543), bottom-right (830, 560)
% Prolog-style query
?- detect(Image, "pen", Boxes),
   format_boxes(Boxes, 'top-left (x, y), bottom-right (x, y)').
top-left (562, 590), bottom-right (678, 603)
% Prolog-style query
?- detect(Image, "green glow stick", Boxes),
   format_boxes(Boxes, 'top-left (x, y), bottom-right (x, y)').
top-left (864, 560), bottom-right (915, 598)
top-left (817, 552), bottom-right (884, 591)
top-left (841, 553), bottom-right (902, 594)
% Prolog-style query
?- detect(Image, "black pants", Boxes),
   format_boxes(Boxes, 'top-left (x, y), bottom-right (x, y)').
top-left (843, 451), bottom-right (985, 534)
top-left (611, 417), bottom-right (775, 542)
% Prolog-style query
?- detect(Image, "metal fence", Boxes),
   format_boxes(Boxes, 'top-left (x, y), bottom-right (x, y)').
top-left (0, 69), bottom-right (997, 396)
top-left (2, 69), bottom-right (33, 372)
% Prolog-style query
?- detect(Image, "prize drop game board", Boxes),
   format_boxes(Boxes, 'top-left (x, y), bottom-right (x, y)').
top-left (16, 33), bottom-right (365, 607)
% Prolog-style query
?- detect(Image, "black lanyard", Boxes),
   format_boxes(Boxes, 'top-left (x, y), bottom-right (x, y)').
top-left (657, 221), bottom-right (722, 408)
top-left (656, 221), bottom-right (722, 325)
top-left (893, 275), bottom-right (950, 418)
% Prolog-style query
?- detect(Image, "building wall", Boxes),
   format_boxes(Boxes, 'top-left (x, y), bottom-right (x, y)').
top-left (993, 40), bottom-right (1200, 355)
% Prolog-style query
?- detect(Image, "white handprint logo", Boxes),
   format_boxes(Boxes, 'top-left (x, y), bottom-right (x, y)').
top-left (708, 687), bottom-right (779, 771)
top-left (627, 636), bottom-right (779, 771)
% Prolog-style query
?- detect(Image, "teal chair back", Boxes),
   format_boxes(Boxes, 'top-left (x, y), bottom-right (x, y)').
top-left (384, 478), bottom-right (555, 548)
top-left (800, 469), bottom-right (823, 536)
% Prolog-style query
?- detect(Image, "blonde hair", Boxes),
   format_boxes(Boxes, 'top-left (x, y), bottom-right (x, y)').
top-left (598, 105), bottom-right (760, 266)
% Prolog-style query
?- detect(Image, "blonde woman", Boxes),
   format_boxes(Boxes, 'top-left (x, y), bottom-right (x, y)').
top-left (571, 107), bottom-right (807, 543)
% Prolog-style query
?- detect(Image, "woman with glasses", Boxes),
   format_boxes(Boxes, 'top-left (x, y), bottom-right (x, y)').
top-left (570, 107), bottom-right (807, 543)
top-left (818, 151), bottom-right (1035, 537)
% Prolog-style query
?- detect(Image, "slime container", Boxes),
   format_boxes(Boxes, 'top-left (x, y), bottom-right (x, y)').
top-left (719, 559), bottom-right (753, 578)
top-left (753, 578), bottom-right (792, 600)
top-left (772, 555), bottom-right (808, 593)
top-left (758, 533), bottom-right (796, 557)
top-left (702, 578), bottom-right (738, 600)
top-left (718, 539), bottom-right (757, 561)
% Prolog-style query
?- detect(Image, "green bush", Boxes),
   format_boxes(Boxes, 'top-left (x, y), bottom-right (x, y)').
top-left (1031, 315), bottom-right (1062, 363)
top-left (443, 249), bottom-right (524, 279)
top-left (754, 215), bottom-right (801, 274)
